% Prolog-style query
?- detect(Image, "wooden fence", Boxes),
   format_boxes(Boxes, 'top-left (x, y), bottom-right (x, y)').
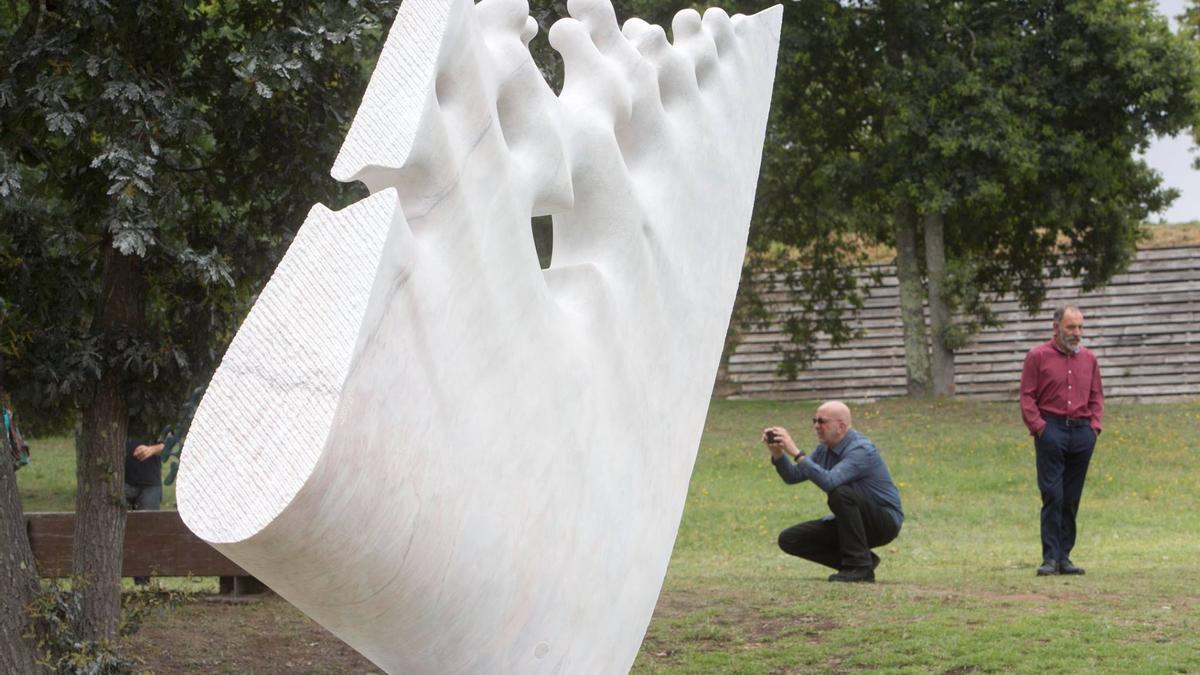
top-left (723, 246), bottom-right (1200, 402)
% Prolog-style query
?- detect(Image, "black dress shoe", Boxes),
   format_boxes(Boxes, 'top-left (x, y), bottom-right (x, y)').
top-left (829, 566), bottom-right (875, 583)
top-left (1058, 559), bottom-right (1085, 575)
top-left (1036, 559), bottom-right (1059, 576)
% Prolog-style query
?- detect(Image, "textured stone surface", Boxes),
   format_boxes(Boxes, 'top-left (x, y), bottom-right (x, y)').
top-left (177, 0), bottom-right (780, 671)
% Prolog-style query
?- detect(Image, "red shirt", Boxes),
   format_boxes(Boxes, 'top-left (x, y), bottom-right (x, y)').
top-left (1019, 339), bottom-right (1104, 436)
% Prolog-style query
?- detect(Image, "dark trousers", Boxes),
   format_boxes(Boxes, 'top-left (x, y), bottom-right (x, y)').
top-left (1035, 419), bottom-right (1096, 562)
top-left (778, 485), bottom-right (900, 570)
top-left (124, 483), bottom-right (162, 585)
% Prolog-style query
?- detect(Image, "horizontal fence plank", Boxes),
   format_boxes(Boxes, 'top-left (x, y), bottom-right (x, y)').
top-left (725, 246), bottom-right (1200, 402)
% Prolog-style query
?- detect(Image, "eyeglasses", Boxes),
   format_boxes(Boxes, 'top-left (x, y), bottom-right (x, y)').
top-left (812, 417), bottom-right (830, 425)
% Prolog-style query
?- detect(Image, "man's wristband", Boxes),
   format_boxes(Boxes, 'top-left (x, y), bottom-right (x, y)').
top-left (792, 452), bottom-right (805, 463)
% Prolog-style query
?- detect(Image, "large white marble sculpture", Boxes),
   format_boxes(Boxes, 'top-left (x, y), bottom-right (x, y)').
top-left (177, 0), bottom-right (780, 671)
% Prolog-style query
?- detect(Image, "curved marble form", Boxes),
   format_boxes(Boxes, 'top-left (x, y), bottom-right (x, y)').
top-left (177, 0), bottom-right (781, 671)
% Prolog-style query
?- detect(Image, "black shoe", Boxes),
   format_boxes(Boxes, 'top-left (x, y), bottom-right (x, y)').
top-left (1036, 559), bottom-right (1059, 576)
top-left (1058, 559), bottom-right (1085, 575)
top-left (829, 566), bottom-right (875, 583)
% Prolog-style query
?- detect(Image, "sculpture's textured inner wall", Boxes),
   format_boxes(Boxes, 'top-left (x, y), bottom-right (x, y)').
top-left (181, 191), bottom-right (398, 543)
top-left (177, 0), bottom-right (780, 672)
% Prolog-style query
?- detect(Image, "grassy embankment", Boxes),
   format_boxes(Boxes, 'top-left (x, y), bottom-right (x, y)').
top-left (19, 398), bottom-right (1199, 672)
top-left (821, 220), bottom-right (1200, 264)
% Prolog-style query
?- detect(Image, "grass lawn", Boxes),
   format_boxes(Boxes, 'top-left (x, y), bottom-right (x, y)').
top-left (17, 397), bottom-right (1200, 673)
top-left (636, 398), bottom-right (1200, 674)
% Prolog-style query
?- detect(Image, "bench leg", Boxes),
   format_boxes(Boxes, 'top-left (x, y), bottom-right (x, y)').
top-left (219, 575), bottom-right (267, 597)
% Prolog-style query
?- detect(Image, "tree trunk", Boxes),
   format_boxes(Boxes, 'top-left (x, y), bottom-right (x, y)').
top-left (1, 391), bottom-right (46, 673)
top-left (923, 211), bottom-right (955, 396)
top-left (894, 211), bottom-right (931, 396)
top-left (72, 244), bottom-right (143, 641)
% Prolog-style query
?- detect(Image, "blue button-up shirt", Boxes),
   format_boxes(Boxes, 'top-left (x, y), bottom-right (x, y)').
top-left (772, 428), bottom-right (904, 529)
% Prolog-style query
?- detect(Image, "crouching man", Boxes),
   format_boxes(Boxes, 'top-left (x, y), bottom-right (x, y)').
top-left (763, 401), bottom-right (903, 583)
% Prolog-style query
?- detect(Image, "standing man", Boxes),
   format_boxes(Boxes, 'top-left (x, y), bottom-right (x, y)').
top-left (763, 401), bottom-right (903, 583)
top-left (125, 436), bottom-right (165, 586)
top-left (1020, 305), bottom-right (1104, 577)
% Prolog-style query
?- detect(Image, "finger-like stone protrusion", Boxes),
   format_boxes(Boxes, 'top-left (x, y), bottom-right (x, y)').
top-left (702, 7), bottom-right (736, 60)
top-left (550, 17), bottom-right (632, 129)
top-left (610, 19), bottom-right (669, 171)
top-left (476, 0), bottom-right (530, 36)
top-left (478, 0), bottom-right (573, 219)
top-left (620, 17), bottom-right (655, 44)
top-left (633, 17), bottom-right (698, 111)
top-left (672, 8), bottom-right (719, 90)
top-left (568, 0), bottom-right (635, 62)
top-left (495, 73), bottom-right (574, 215)
top-left (521, 15), bottom-right (538, 46)
top-left (433, 3), bottom-right (493, 116)
top-left (568, 0), bottom-right (620, 46)
top-left (670, 8), bottom-right (702, 43)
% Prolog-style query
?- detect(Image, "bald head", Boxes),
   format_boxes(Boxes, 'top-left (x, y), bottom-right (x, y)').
top-left (814, 400), bottom-right (852, 445)
top-left (817, 401), bottom-right (851, 426)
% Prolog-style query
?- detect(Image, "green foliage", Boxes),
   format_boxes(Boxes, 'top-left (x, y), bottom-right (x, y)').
top-left (741, 251), bottom-right (880, 379)
top-left (158, 386), bottom-right (203, 486)
top-left (0, 1), bottom-right (395, 434)
top-left (26, 580), bottom-right (179, 674)
top-left (738, 0), bottom-right (888, 374)
top-left (731, 0), bottom-right (1200, 373)
top-left (1186, 0), bottom-right (1200, 167)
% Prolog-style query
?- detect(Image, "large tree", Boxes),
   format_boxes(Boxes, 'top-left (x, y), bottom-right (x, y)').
top-left (1, 391), bottom-right (42, 672)
top-left (1, 0), bottom-right (394, 647)
top-left (743, 0), bottom-right (1200, 393)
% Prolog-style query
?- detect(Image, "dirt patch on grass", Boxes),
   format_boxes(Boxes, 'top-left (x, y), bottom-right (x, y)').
top-left (124, 588), bottom-right (831, 671)
top-left (122, 592), bottom-right (381, 674)
top-left (122, 587), bottom-right (830, 672)
top-left (653, 588), bottom-right (837, 641)
top-left (116, 577), bottom-right (1123, 672)
top-left (639, 587), bottom-right (840, 667)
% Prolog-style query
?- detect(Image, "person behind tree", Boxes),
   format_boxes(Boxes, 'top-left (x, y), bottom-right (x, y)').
top-left (3, 400), bottom-right (30, 471)
top-left (125, 434), bottom-right (165, 586)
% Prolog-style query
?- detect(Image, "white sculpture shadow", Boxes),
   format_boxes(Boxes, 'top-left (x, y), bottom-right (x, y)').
top-left (177, 0), bottom-right (780, 671)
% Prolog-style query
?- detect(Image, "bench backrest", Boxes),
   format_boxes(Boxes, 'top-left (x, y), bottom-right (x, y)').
top-left (26, 510), bottom-right (248, 578)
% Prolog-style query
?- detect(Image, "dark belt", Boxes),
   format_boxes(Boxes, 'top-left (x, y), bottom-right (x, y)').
top-left (1040, 412), bottom-right (1091, 428)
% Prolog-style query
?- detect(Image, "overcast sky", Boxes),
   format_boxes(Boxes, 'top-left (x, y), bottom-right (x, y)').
top-left (1144, 0), bottom-right (1199, 223)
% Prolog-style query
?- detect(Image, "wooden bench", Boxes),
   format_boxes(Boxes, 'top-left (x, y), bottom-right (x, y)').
top-left (25, 510), bottom-right (266, 597)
